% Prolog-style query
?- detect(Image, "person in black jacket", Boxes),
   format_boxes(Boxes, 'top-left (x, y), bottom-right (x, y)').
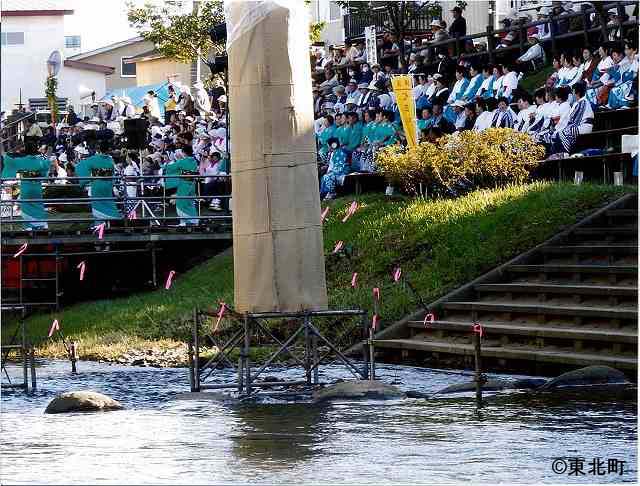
top-left (449, 6), bottom-right (467, 38)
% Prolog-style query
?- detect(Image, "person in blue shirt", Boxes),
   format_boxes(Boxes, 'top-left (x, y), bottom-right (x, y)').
top-left (316, 114), bottom-right (337, 163)
top-left (164, 145), bottom-right (199, 225)
top-left (0, 141), bottom-right (49, 230)
top-left (462, 64), bottom-right (484, 101)
top-left (417, 107), bottom-right (433, 132)
top-left (343, 112), bottom-right (363, 153)
top-left (607, 41), bottom-right (638, 109)
top-left (320, 137), bottom-right (351, 200)
top-left (76, 140), bottom-right (121, 225)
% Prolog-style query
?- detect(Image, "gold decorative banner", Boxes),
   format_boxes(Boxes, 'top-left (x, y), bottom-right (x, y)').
top-left (391, 75), bottom-right (417, 148)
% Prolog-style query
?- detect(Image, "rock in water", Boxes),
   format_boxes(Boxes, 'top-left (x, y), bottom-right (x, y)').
top-left (435, 378), bottom-right (547, 395)
top-left (313, 380), bottom-right (405, 403)
top-left (45, 391), bottom-right (124, 414)
top-left (435, 379), bottom-right (510, 394)
top-left (540, 365), bottom-right (629, 390)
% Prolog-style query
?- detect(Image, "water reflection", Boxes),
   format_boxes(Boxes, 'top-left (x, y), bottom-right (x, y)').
top-left (0, 360), bottom-right (636, 484)
top-left (230, 403), bottom-right (327, 467)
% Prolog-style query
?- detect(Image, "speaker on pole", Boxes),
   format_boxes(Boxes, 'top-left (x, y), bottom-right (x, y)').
top-left (124, 118), bottom-right (148, 150)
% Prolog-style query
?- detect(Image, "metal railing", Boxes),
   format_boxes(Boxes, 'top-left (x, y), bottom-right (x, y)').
top-left (413, 0), bottom-right (638, 66)
top-left (0, 112), bottom-right (35, 150)
top-left (343, 4), bottom-right (437, 40)
top-left (0, 173), bottom-right (232, 229)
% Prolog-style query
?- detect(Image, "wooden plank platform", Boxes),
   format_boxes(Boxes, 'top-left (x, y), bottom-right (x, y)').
top-left (474, 283), bottom-right (638, 297)
top-left (441, 301), bottom-right (637, 319)
top-left (507, 264), bottom-right (637, 274)
top-left (407, 320), bottom-right (637, 343)
top-left (374, 339), bottom-right (638, 370)
top-left (539, 245), bottom-right (637, 255)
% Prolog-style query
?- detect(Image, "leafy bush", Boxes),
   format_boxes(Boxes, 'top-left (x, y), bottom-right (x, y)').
top-left (375, 128), bottom-right (545, 197)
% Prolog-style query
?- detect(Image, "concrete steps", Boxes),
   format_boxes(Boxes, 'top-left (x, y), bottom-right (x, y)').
top-left (375, 338), bottom-right (637, 370)
top-left (373, 193), bottom-right (638, 375)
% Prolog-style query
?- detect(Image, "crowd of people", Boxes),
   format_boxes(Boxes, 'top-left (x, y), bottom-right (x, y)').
top-left (1, 3), bottom-right (638, 222)
top-left (311, 4), bottom-right (638, 200)
top-left (0, 78), bottom-right (232, 229)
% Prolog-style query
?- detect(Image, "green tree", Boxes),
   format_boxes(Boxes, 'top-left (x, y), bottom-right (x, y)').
top-left (127, 1), bottom-right (225, 75)
top-left (336, 1), bottom-right (442, 66)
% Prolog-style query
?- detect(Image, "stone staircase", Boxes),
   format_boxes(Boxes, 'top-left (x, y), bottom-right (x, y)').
top-left (373, 193), bottom-right (638, 375)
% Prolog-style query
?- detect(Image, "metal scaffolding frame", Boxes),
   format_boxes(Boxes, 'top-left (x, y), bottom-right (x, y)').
top-left (189, 307), bottom-right (376, 398)
top-left (1, 306), bottom-right (36, 392)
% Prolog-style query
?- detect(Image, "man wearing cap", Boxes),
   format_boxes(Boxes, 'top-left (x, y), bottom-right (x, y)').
top-left (371, 64), bottom-right (386, 83)
top-left (449, 6), bottom-right (467, 38)
top-left (345, 79), bottom-right (358, 97)
top-left (355, 82), bottom-right (371, 111)
top-left (516, 34), bottom-right (545, 71)
top-left (334, 85), bottom-right (347, 104)
top-left (451, 100), bottom-right (467, 130)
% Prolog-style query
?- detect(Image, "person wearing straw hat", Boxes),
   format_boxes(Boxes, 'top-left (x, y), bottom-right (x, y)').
top-left (0, 139), bottom-right (50, 230)
top-left (430, 19), bottom-right (449, 43)
top-left (75, 139), bottom-right (121, 224)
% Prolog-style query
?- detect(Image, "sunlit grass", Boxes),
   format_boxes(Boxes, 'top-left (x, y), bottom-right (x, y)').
top-left (5, 182), bottom-right (633, 359)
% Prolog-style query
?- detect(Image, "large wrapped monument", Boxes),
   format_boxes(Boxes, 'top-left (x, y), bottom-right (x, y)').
top-left (225, 0), bottom-right (328, 313)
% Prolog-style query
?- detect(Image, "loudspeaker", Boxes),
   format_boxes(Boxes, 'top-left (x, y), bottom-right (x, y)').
top-left (124, 118), bottom-right (148, 150)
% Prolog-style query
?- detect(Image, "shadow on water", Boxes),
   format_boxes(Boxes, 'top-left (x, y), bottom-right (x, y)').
top-left (229, 402), bottom-right (327, 467)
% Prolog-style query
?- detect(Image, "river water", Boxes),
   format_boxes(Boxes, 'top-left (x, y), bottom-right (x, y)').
top-left (1, 360), bottom-right (636, 484)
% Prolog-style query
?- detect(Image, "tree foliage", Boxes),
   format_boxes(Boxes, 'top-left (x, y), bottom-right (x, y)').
top-left (127, 0), bottom-right (225, 70)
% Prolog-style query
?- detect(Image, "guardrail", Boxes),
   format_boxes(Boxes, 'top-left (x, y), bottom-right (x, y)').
top-left (322, 0), bottom-right (636, 77)
top-left (0, 173), bottom-right (232, 229)
top-left (418, 0), bottom-right (638, 66)
top-left (1, 112), bottom-right (36, 151)
top-left (344, 5), bottom-right (436, 40)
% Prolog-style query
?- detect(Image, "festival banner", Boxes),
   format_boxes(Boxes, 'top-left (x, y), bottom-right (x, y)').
top-left (364, 26), bottom-right (377, 66)
top-left (390, 75), bottom-right (417, 148)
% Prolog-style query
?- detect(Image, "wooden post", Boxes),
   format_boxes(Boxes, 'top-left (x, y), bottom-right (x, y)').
top-left (486, 26), bottom-right (495, 64)
top-left (21, 320), bottom-right (28, 390)
top-left (188, 341), bottom-right (195, 392)
top-left (150, 245), bottom-right (157, 288)
top-left (549, 14), bottom-right (558, 59)
top-left (582, 10), bottom-right (590, 47)
top-left (193, 309), bottom-right (200, 392)
top-left (473, 332), bottom-right (483, 409)
top-left (361, 312), bottom-right (370, 379)
top-left (312, 331), bottom-right (319, 385)
top-left (518, 23), bottom-right (525, 57)
top-left (369, 326), bottom-right (376, 381)
top-left (244, 315), bottom-right (251, 396)
top-left (69, 341), bottom-right (77, 374)
top-left (29, 347), bottom-right (36, 391)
